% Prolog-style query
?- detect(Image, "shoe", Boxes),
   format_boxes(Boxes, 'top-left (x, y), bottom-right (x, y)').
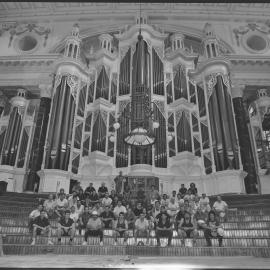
top-left (47, 240), bottom-right (54, 246)
top-left (100, 241), bottom-right (103, 246)
top-left (82, 241), bottom-right (87, 246)
top-left (30, 240), bottom-right (36, 245)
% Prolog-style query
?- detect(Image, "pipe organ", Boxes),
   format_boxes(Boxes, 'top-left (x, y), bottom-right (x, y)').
top-left (0, 19), bottom-right (263, 195)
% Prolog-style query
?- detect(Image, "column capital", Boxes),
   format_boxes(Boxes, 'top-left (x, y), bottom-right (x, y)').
top-left (39, 84), bottom-right (52, 98)
top-left (231, 83), bottom-right (245, 98)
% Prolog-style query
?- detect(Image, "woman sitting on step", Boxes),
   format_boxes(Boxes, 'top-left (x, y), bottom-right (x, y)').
top-left (203, 210), bottom-right (224, 247)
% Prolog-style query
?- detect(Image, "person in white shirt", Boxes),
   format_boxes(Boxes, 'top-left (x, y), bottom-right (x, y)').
top-left (43, 194), bottom-right (56, 217)
top-left (176, 193), bottom-right (185, 207)
top-left (113, 201), bottom-right (127, 218)
top-left (167, 197), bottom-right (179, 218)
top-left (134, 212), bottom-right (150, 245)
top-left (68, 191), bottom-right (78, 209)
top-left (75, 200), bottom-right (84, 216)
top-left (70, 206), bottom-right (79, 225)
top-left (199, 193), bottom-right (211, 213)
top-left (160, 194), bottom-right (170, 208)
top-left (101, 192), bottom-right (112, 207)
top-left (184, 190), bottom-right (195, 203)
top-left (212, 195), bottom-right (228, 220)
top-left (55, 193), bottom-right (68, 218)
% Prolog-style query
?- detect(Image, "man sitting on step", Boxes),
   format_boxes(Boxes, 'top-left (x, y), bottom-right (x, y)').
top-left (178, 211), bottom-right (198, 246)
top-left (29, 204), bottom-right (47, 233)
top-left (82, 211), bottom-right (104, 246)
top-left (55, 193), bottom-right (69, 219)
top-left (113, 212), bottom-right (129, 245)
top-left (156, 212), bottom-right (173, 247)
top-left (134, 212), bottom-right (150, 245)
top-left (57, 210), bottom-right (75, 245)
top-left (31, 209), bottom-right (53, 245)
top-left (100, 205), bottom-right (115, 229)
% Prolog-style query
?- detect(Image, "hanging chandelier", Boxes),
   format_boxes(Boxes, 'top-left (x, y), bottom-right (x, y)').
top-left (110, 5), bottom-right (159, 147)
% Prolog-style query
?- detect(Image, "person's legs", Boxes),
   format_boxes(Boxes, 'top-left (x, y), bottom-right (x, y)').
top-left (97, 229), bottom-right (104, 242)
top-left (84, 230), bottom-right (90, 242)
top-left (123, 231), bottom-right (129, 244)
top-left (204, 229), bottom-right (212, 246)
top-left (57, 226), bottom-right (62, 244)
top-left (134, 230), bottom-right (139, 243)
top-left (217, 234), bottom-right (223, 247)
top-left (190, 229), bottom-right (198, 245)
top-left (156, 230), bottom-right (161, 246)
top-left (167, 230), bottom-right (173, 246)
top-left (178, 229), bottom-right (186, 245)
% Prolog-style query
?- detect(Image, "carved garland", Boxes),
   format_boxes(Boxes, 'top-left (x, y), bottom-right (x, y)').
top-left (207, 73), bottom-right (231, 100)
top-left (67, 74), bottom-right (79, 99)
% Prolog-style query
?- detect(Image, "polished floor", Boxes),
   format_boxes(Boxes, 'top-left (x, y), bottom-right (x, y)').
top-left (0, 255), bottom-right (270, 268)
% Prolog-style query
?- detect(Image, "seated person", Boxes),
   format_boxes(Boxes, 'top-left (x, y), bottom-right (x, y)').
top-left (175, 205), bottom-right (186, 229)
top-left (82, 211), bottom-right (103, 246)
top-left (191, 196), bottom-right (201, 215)
top-left (152, 200), bottom-right (161, 219)
top-left (113, 201), bottom-right (127, 219)
top-left (179, 184), bottom-right (187, 196)
top-left (167, 197), bottom-right (179, 218)
top-left (84, 183), bottom-right (96, 197)
top-left (43, 194), bottom-right (56, 218)
top-left (31, 209), bottom-right (53, 245)
top-left (55, 193), bottom-right (68, 218)
top-left (133, 202), bottom-right (144, 218)
top-left (72, 182), bottom-right (82, 194)
top-left (29, 204), bottom-right (46, 233)
top-left (143, 207), bottom-right (154, 230)
top-left (176, 193), bottom-right (184, 206)
top-left (56, 188), bottom-right (66, 199)
top-left (70, 206), bottom-right (80, 227)
top-left (100, 205), bottom-right (114, 229)
top-left (112, 212), bottom-right (129, 245)
top-left (134, 212), bottom-right (150, 245)
top-left (155, 205), bottom-right (170, 229)
top-left (84, 194), bottom-right (91, 208)
top-left (188, 183), bottom-right (198, 195)
top-left (112, 195), bottom-right (119, 208)
top-left (137, 187), bottom-right (146, 204)
top-left (156, 212), bottom-right (173, 246)
top-left (193, 208), bottom-right (208, 230)
top-left (89, 190), bottom-right (99, 206)
top-left (123, 183), bottom-right (132, 202)
top-left (212, 196), bottom-right (228, 221)
top-left (171, 190), bottom-right (177, 199)
top-left (160, 194), bottom-right (170, 208)
top-left (109, 189), bottom-right (117, 201)
top-left (77, 188), bottom-right (85, 204)
top-left (57, 210), bottom-right (75, 245)
top-left (92, 201), bottom-right (104, 216)
top-left (79, 206), bottom-right (91, 234)
top-left (98, 182), bottom-right (108, 199)
top-left (101, 192), bottom-right (113, 208)
top-left (125, 206), bottom-right (136, 230)
top-left (68, 191), bottom-right (78, 209)
top-left (204, 211), bottom-right (224, 247)
top-left (184, 190), bottom-right (195, 203)
top-left (148, 185), bottom-right (160, 206)
top-left (183, 199), bottom-right (192, 214)
top-left (178, 212), bottom-right (198, 246)
top-left (75, 200), bottom-right (84, 216)
top-left (199, 193), bottom-right (211, 213)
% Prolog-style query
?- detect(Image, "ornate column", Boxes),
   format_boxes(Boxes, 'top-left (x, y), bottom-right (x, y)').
top-left (25, 84), bottom-right (52, 191)
top-left (1, 89), bottom-right (26, 166)
top-left (232, 84), bottom-right (258, 194)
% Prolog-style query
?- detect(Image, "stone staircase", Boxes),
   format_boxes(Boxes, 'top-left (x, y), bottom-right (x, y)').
top-left (0, 192), bottom-right (270, 257)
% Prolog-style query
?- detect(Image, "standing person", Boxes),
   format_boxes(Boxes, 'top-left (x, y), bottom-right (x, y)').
top-left (57, 210), bottom-right (75, 245)
top-left (100, 205), bottom-right (115, 229)
top-left (43, 194), bottom-right (56, 218)
top-left (134, 212), bottom-right (150, 245)
top-left (178, 212), bottom-right (198, 246)
top-left (204, 211), bottom-right (224, 247)
top-left (31, 209), bottom-right (53, 245)
top-left (113, 212), bottom-right (129, 245)
top-left (212, 196), bottom-right (228, 221)
top-left (82, 211), bottom-right (104, 246)
top-left (98, 182), bottom-right (108, 199)
top-left (156, 213), bottom-right (173, 247)
top-left (113, 200), bottom-right (127, 218)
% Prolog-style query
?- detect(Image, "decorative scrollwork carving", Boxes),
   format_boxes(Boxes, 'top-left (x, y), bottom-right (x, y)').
top-left (67, 74), bottom-right (79, 99)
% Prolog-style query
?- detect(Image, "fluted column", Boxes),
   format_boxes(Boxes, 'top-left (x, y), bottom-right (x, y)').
top-left (232, 84), bottom-right (258, 194)
top-left (1, 89), bottom-right (26, 166)
top-left (26, 84), bottom-right (52, 191)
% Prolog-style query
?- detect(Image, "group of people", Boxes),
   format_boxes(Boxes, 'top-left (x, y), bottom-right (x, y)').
top-left (28, 181), bottom-right (229, 247)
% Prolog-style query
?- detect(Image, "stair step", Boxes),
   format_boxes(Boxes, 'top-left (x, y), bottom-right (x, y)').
top-left (2, 244), bottom-right (270, 257)
top-left (1, 227), bottom-right (270, 238)
top-left (2, 235), bottom-right (270, 247)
